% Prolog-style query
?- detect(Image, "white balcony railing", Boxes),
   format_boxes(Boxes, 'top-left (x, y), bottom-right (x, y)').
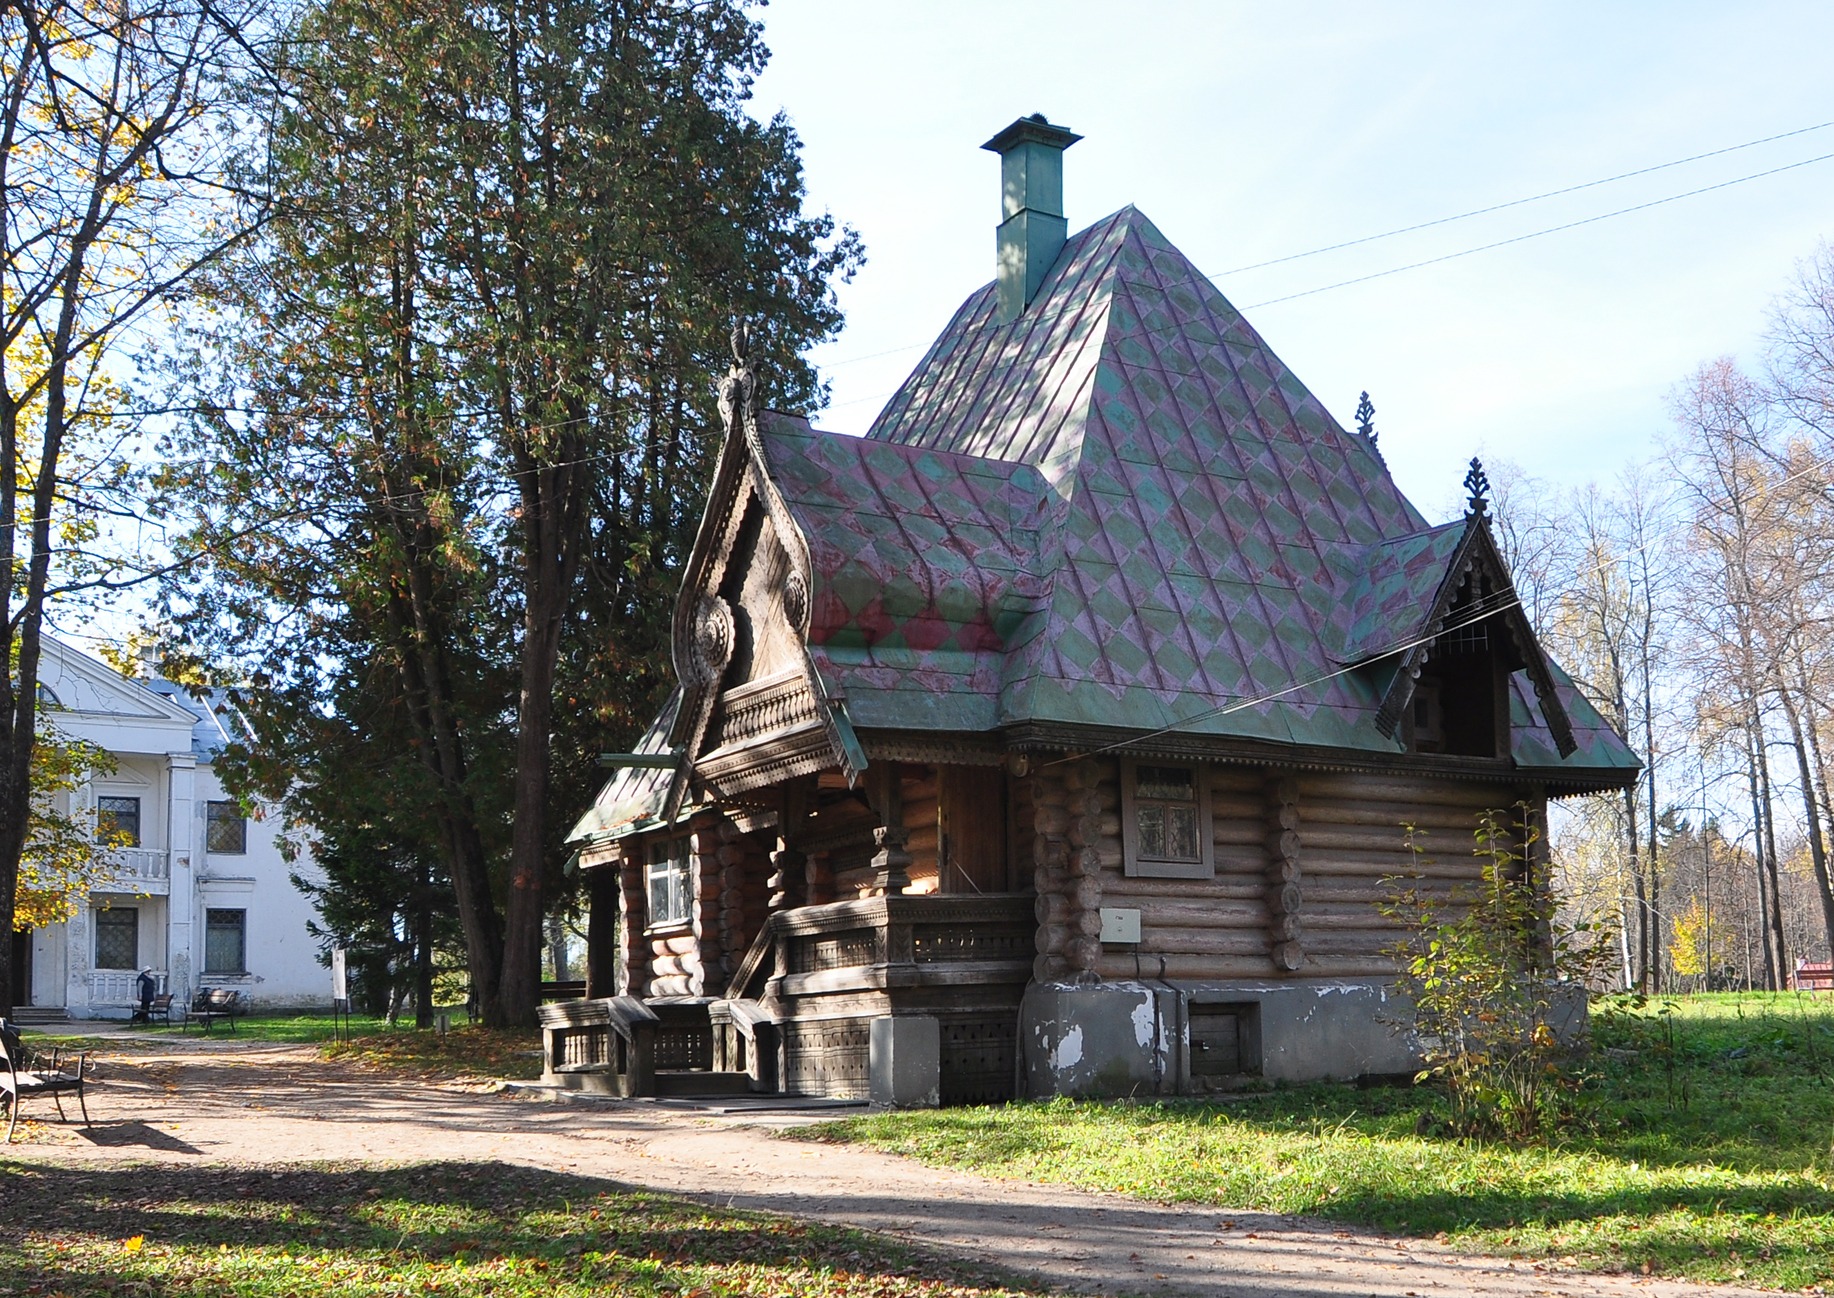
top-left (109, 847), bottom-right (170, 893)
top-left (89, 968), bottom-right (166, 1006)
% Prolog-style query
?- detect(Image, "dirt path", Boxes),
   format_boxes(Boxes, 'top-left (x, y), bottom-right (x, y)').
top-left (7, 1035), bottom-right (1774, 1298)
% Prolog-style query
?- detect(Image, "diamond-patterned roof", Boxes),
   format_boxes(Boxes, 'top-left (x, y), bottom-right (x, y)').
top-left (794, 205), bottom-right (1636, 779)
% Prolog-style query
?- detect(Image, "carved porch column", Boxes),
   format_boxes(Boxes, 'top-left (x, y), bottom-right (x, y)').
top-left (868, 763), bottom-right (911, 896)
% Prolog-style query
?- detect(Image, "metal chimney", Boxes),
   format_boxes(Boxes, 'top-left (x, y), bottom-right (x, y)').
top-left (981, 114), bottom-right (1081, 323)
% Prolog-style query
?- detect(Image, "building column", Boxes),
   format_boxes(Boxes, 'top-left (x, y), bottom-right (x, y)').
top-left (166, 752), bottom-right (197, 998)
top-left (64, 895), bottom-right (91, 1015)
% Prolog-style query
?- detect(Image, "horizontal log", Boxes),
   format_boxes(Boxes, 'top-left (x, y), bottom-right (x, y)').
top-left (1299, 954), bottom-right (1404, 978)
top-left (1037, 893), bottom-right (1070, 926)
top-left (1302, 928), bottom-right (1412, 956)
top-left (646, 975), bottom-right (695, 997)
top-left (1142, 926), bottom-right (1274, 957)
top-left (1297, 776), bottom-right (1536, 809)
top-left (1295, 903), bottom-right (1404, 929)
top-left (1210, 796), bottom-right (1267, 819)
top-left (1297, 802), bottom-right (1513, 833)
top-left (1215, 845), bottom-right (1271, 873)
top-left (1304, 853), bottom-right (1486, 880)
top-left (648, 954), bottom-right (696, 978)
top-left (1133, 898), bottom-right (1270, 928)
top-left (1205, 770), bottom-right (1265, 796)
top-left (1214, 822), bottom-right (1269, 848)
top-left (1095, 953), bottom-right (1278, 980)
top-left (1303, 877), bottom-right (1464, 905)
top-left (1099, 875), bottom-right (1269, 902)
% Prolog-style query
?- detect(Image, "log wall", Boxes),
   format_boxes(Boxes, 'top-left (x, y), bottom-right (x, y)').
top-left (1019, 763), bottom-right (1549, 984)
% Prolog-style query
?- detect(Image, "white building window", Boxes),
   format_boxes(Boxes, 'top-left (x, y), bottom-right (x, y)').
top-left (94, 907), bottom-right (139, 969)
top-left (205, 908), bottom-right (247, 974)
top-left (205, 801), bottom-right (247, 854)
top-left (97, 796), bottom-right (141, 846)
top-left (646, 839), bottom-right (691, 928)
top-left (1121, 762), bottom-right (1214, 879)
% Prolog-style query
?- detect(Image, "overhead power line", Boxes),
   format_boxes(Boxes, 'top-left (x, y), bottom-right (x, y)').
top-left (1243, 150), bottom-right (1834, 309)
top-left (1217, 118), bottom-right (1834, 277)
top-left (816, 118), bottom-right (1834, 377)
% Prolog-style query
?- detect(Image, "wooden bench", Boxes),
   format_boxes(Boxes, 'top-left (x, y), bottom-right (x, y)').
top-left (0, 1019), bottom-right (90, 1143)
top-left (185, 988), bottom-right (245, 1032)
top-left (132, 992), bottom-right (175, 1027)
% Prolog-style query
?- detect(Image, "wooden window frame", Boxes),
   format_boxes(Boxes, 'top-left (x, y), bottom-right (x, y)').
top-left (1120, 760), bottom-right (1214, 880)
top-left (644, 837), bottom-right (692, 932)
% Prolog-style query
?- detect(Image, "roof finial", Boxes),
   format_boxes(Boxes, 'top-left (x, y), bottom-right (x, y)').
top-left (1464, 456), bottom-right (1491, 516)
top-left (1354, 391), bottom-right (1377, 445)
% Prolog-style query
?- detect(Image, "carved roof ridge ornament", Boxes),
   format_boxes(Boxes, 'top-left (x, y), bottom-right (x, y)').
top-left (1464, 456), bottom-right (1491, 516)
top-left (1371, 468), bottom-right (1576, 758)
top-left (662, 319), bottom-right (863, 823)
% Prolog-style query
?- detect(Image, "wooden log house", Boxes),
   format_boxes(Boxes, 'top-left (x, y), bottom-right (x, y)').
top-left (557, 116), bottom-right (1639, 1105)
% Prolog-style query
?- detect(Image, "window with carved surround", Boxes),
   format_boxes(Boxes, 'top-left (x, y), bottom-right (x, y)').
top-left (646, 838), bottom-right (692, 929)
top-left (1121, 762), bottom-right (1214, 879)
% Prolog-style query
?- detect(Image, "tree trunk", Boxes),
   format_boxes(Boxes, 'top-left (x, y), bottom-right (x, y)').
top-left (414, 860), bottom-right (434, 1030)
top-left (1776, 687), bottom-right (1834, 960)
top-left (1623, 785), bottom-right (1649, 991)
top-left (1747, 716), bottom-right (1781, 989)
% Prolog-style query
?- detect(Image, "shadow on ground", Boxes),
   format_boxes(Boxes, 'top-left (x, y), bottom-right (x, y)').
top-left (0, 1161), bottom-right (1048, 1298)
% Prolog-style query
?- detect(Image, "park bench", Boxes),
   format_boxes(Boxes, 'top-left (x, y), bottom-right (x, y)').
top-left (185, 988), bottom-right (246, 1032)
top-left (0, 1019), bottom-right (91, 1143)
top-left (132, 992), bottom-right (175, 1027)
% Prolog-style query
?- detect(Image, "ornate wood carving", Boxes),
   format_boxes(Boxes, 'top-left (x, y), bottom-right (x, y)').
top-left (708, 672), bottom-right (822, 753)
top-left (868, 763), bottom-right (912, 896)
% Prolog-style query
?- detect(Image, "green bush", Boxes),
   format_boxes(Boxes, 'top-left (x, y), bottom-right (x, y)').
top-left (1384, 808), bottom-right (1611, 1140)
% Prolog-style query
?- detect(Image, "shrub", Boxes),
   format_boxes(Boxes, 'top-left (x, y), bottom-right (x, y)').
top-left (1384, 807), bottom-right (1612, 1140)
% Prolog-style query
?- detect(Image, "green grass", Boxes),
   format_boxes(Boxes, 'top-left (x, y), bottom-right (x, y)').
top-left (0, 1161), bottom-right (1053, 1298)
top-left (321, 1025), bottom-right (545, 1081)
top-left (810, 992), bottom-right (1834, 1289)
top-left (119, 1010), bottom-right (400, 1043)
top-left (29, 1014), bottom-right (545, 1082)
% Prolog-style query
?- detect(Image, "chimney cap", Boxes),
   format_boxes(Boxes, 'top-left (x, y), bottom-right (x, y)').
top-left (981, 113), bottom-right (1082, 156)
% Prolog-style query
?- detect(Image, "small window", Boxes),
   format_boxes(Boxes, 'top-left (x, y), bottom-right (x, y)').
top-left (94, 907), bottom-right (139, 969)
top-left (205, 801), bottom-right (247, 854)
top-left (205, 908), bottom-right (246, 974)
top-left (97, 796), bottom-right (142, 847)
top-left (1411, 684), bottom-right (1444, 752)
top-left (646, 839), bottom-right (692, 928)
top-left (1122, 762), bottom-right (1214, 879)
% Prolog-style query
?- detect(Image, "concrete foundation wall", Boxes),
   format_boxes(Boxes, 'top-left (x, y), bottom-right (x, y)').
top-left (1021, 978), bottom-right (1435, 1097)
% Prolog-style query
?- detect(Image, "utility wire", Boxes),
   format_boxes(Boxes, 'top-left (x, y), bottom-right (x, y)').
top-left (813, 123), bottom-right (1834, 381)
top-left (1244, 150), bottom-right (1834, 309)
top-left (1217, 119), bottom-right (1834, 276)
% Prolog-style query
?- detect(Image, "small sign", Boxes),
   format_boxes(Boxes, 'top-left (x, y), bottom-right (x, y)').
top-left (331, 947), bottom-right (348, 1001)
top-left (1099, 907), bottom-right (1142, 944)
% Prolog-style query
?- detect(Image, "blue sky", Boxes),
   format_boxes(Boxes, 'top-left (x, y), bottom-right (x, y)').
top-left (751, 2), bottom-right (1834, 517)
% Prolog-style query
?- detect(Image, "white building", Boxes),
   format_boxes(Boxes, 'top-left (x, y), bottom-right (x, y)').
top-left (13, 636), bottom-right (328, 1019)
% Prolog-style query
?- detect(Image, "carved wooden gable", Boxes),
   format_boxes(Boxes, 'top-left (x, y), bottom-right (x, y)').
top-left (664, 328), bottom-right (862, 817)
